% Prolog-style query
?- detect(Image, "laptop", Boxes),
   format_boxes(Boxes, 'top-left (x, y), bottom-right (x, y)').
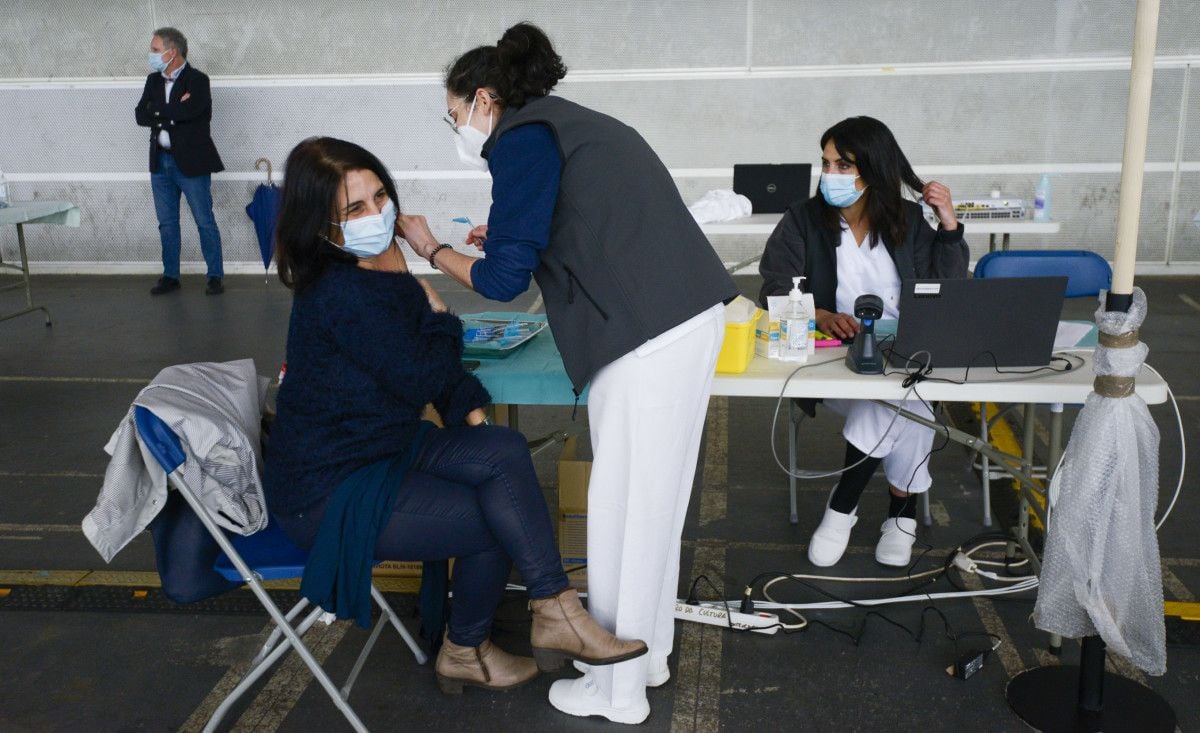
top-left (885, 276), bottom-right (1068, 370)
top-left (732, 163), bottom-right (812, 214)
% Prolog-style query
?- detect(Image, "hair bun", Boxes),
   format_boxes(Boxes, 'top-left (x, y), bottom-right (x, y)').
top-left (493, 22), bottom-right (567, 108)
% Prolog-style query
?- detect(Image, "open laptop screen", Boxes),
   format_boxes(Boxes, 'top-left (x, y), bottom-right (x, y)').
top-left (732, 164), bottom-right (812, 214)
top-left (886, 277), bottom-right (1068, 370)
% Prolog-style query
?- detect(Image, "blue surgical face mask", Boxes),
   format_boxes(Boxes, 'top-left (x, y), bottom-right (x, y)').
top-left (820, 173), bottom-right (865, 208)
top-left (148, 50), bottom-right (171, 73)
top-left (333, 199), bottom-right (397, 259)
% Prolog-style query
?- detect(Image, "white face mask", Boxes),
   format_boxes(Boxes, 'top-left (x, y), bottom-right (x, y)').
top-left (332, 199), bottom-right (397, 259)
top-left (454, 97), bottom-right (492, 172)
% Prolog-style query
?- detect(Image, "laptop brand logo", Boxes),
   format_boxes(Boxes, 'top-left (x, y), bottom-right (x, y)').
top-left (766, 183), bottom-right (777, 193)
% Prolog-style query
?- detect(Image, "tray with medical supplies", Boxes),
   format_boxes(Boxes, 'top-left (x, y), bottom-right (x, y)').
top-left (461, 317), bottom-right (548, 357)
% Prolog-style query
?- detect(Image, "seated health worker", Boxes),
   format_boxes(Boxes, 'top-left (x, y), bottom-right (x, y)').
top-left (265, 137), bottom-right (646, 696)
top-left (758, 116), bottom-right (969, 569)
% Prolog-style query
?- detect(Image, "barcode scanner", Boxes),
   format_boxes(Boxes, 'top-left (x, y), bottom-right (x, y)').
top-left (846, 294), bottom-right (885, 374)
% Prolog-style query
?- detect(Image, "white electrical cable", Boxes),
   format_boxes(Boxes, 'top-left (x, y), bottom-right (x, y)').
top-left (1143, 364), bottom-right (1187, 530)
top-left (768, 355), bottom-right (918, 480)
top-left (754, 577), bottom-right (1039, 613)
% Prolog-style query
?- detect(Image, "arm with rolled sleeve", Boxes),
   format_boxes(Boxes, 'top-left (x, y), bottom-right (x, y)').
top-left (470, 123), bottom-right (562, 302)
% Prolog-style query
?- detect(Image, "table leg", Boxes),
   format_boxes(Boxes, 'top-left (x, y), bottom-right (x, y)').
top-left (1002, 232), bottom-right (1011, 252)
top-left (980, 403), bottom-right (993, 527)
top-left (0, 223), bottom-right (52, 326)
top-left (988, 233), bottom-right (998, 253)
top-left (788, 399), bottom-right (799, 525)
top-left (1011, 404), bottom-right (1036, 564)
top-left (492, 404), bottom-right (519, 431)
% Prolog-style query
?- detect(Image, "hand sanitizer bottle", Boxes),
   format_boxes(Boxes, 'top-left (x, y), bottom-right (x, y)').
top-left (780, 276), bottom-right (811, 362)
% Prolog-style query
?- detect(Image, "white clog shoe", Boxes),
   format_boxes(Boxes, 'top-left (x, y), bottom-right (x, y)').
top-left (808, 506), bottom-right (858, 567)
top-left (875, 517), bottom-right (918, 567)
top-left (548, 672), bottom-right (651, 725)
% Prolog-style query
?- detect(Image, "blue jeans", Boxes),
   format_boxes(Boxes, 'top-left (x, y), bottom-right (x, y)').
top-left (278, 425), bottom-right (570, 647)
top-left (150, 151), bottom-right (223, 279)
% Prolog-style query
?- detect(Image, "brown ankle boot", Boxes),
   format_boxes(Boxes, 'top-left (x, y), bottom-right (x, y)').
top-left (529, 588), bottom-right (648, 671)
top-left (434, 635), bottom-right (538, 694)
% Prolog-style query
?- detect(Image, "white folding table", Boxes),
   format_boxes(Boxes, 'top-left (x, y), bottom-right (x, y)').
top-left (0, 201), bottom-right (80, 326)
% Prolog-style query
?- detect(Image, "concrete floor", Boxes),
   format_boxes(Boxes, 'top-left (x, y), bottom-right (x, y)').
top-left (1, 273), bottom-right (1198, 732)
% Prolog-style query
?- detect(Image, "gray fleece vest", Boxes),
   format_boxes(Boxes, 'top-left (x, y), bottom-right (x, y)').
top-left (482, 95), bottom-right (738, 394)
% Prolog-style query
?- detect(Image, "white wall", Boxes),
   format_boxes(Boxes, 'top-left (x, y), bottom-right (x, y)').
top-left (1, 0), bottom-right (1198, 272)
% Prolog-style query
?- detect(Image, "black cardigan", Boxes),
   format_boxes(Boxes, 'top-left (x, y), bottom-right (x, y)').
top-left (758, 196), bottom-right (969, 309)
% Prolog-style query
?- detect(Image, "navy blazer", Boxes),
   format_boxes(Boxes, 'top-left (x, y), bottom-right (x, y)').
top-left (134, 64), bottom-right (224, 177)
top-left (758, 196), bottom-right (969, 310)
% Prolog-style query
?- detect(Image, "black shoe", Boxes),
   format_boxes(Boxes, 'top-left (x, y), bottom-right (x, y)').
top-left (205, 277), bottom-right (224, 295)
top-left (150, 276), bottom-right (180, 295)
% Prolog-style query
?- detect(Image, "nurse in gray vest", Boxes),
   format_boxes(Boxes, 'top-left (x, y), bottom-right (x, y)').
top-left (399, 22), bottom-right (739, 725)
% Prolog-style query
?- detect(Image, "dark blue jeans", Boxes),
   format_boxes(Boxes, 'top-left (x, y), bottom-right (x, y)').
top-left (278, 425), bottom-right (570, 646)
top-left (150, 150), bottom-right (223, 279)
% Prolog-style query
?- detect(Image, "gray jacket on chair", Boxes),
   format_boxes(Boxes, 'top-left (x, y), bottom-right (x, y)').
top-left (83, 359), bottom-right (269, 562)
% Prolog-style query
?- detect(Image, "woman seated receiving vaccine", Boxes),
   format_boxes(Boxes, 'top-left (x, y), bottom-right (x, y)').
top-left (758, 116), bottom-right (968, 568)
top-left (266, 137), bottom-right (646, 697)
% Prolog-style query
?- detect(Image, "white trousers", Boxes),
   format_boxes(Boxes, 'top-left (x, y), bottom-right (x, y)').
top-left (824, 398), bottom-right (935, 493)
top-left (584, 305), bottom-right (724, 709)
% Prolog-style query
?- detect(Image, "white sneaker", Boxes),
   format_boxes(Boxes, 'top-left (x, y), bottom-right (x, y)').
top-left (549, 673), bottom-right (651, 725)
top-left (573, 656), bottom-right (670, 687)
top-left (875, 517), bottom-right (918, 567)
top-left (808, 506), bottom-right (858, 567)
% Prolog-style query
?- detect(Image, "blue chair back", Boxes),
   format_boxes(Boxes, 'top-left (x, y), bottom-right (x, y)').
top-left (133, 405), bottom-right (308, 583)
top-left (974, 250), bottom-right (1111, 298)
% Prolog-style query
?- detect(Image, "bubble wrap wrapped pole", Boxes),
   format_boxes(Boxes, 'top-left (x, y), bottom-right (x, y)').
top-left (1033, 287), bottom-right (1165, 675)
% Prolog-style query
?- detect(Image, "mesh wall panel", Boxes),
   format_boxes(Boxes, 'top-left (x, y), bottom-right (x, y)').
top-left (0, 0), bottom-right (1197, 267)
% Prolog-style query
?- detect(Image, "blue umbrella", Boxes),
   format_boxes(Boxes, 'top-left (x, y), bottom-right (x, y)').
top-left (246, 158), bottom-right (281, 280)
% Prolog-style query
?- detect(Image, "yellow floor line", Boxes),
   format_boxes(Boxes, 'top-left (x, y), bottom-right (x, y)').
top-left (1165, 601), bottom-right (1200, 621)
top-left (971, 402), bottom-right (1046, 530)
top-left (0, 569), bottom-right (420, 594)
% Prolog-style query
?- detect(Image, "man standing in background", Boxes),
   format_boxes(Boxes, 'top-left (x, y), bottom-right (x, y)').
top-left (135, 27), bottom-right (225, 296)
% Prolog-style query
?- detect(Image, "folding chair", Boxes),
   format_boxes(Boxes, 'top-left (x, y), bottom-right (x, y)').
top-left (970, 250), bottom-right (1112, 526)
top-left (133, 405), bottom-right (428, 733)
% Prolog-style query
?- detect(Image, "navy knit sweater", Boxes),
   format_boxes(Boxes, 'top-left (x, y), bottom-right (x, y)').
top-left (265, 263), bottom-right (491, 515)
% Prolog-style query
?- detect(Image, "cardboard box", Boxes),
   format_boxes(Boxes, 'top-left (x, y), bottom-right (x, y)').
top-left (373, 558), bottom-right (454, 578)
top-left (558, 435), bottom-right (591, 589)
top-left (372, 560), bottom-right (424, 577)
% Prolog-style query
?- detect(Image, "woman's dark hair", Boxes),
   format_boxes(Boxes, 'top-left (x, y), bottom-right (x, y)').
top-left (444, 22), bottom-right (567, 109)
top-left (275, 137), bottom-right (400, 293)
top-left (817, 116), bottom-right (925, 250)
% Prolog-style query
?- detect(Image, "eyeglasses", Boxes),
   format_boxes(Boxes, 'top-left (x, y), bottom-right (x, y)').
top-left (443, 104), bottom-right (463, 136)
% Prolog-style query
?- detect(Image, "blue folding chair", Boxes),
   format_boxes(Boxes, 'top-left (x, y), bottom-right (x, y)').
top-left (133, 406), bottom-right (428, 733)
top-left (969, 249), bottom-right (1112, 526)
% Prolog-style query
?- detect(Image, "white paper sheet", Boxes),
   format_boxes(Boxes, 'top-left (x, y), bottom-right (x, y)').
top-left (1054, 321), bottom-right (1094, 349)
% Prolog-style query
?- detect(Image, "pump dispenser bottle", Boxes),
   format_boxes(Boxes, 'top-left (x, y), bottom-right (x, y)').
top-left (780, 276), bottom-right (813, 362)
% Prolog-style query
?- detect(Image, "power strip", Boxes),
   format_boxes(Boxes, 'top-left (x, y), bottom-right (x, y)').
top-left (674, 601), bottom-right (780, 635)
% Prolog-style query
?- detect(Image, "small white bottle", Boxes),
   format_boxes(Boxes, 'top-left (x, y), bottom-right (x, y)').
top-left (0, 170), bottom-right (9, 208)
top-left (1033, 174), bottom-right (1051, 222)
top-left (780, 276), bottom-right (811, 362)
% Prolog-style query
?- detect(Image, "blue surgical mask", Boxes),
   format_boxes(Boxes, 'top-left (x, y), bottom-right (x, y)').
top-left (820, 173), bottom-right (865, 208)
top-left (148, 50), bottom-right (171, 73)
top-left (333, 199), bottom-right (397, 259)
